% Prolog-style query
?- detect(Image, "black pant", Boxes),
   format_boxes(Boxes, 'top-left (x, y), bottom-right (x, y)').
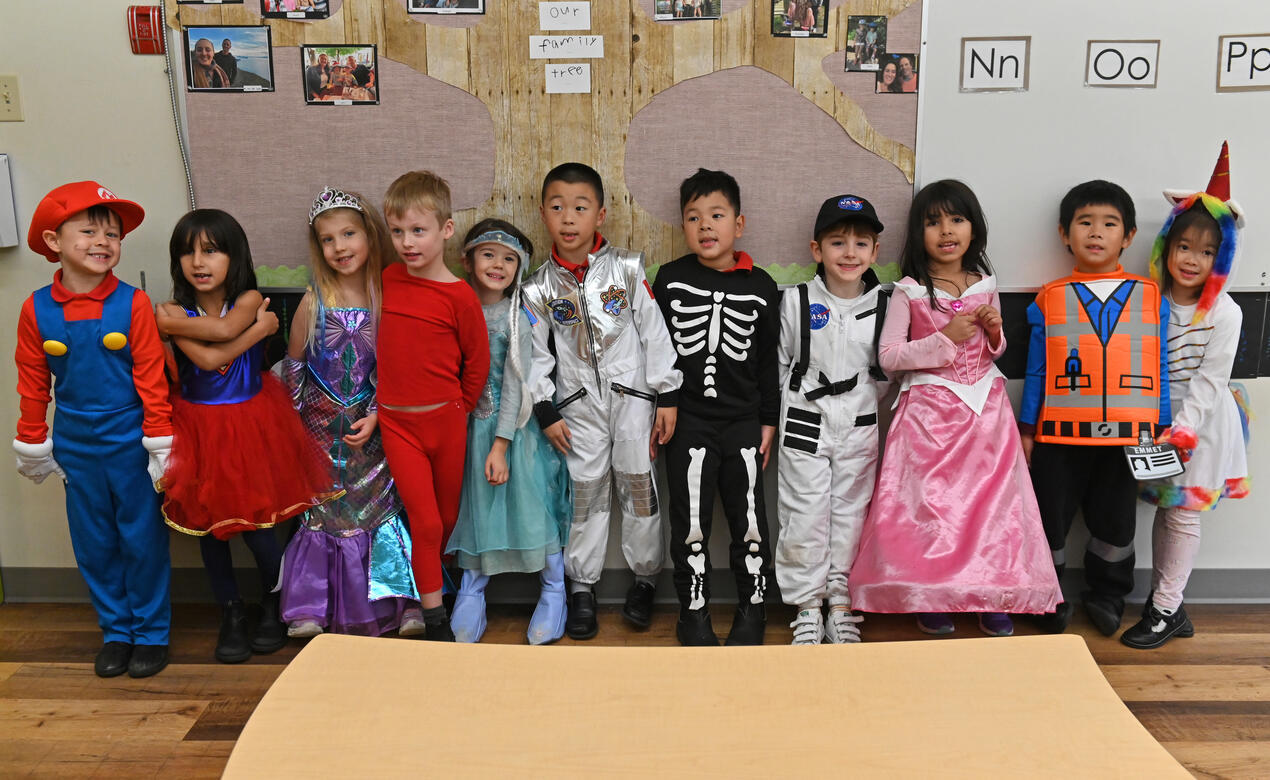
top-left (1031, 442), bottom-right (1138, 601)
top-left (664, 413), bottom-right (772, 609)
top-left (200, 529), bottom-right (283, 605)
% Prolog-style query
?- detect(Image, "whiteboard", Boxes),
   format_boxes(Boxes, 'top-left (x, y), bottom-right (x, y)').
top-left (916, 0), bottom-right (1270, 291)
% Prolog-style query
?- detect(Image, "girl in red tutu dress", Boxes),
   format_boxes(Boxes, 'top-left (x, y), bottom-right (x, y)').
top-left (157, 209), bottom-right (337, 664)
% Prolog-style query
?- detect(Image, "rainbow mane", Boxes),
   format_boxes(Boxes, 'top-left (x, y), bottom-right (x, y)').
top-left (1148, 191), bottom-right (1238, 324)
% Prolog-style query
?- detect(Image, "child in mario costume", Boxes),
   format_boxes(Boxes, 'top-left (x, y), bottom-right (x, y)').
top-left (14, 181), bottom-right (173, 679)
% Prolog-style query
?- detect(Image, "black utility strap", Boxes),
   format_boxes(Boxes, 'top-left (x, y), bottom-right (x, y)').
top-left (789, 283), bottom-right (810, 391)
top-left (868, 288), bottom-right (891, 382)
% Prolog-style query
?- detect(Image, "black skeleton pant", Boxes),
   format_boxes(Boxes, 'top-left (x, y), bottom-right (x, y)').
top-left (664, 413), bottom-right (772, 610)
top-left (1031, 442), bottom-right (1139, 602)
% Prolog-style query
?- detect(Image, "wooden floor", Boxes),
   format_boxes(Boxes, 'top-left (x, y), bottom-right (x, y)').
top-left (1, 602), bottom-right (1268, 778)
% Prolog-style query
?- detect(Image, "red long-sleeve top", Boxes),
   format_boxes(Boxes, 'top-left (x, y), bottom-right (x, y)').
top-left (376, 264), bottom-right (489, 412)
top-left (14, 271), bottom-right (173, 444)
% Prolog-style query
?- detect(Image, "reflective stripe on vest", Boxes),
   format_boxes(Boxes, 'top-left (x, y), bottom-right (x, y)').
top-left (1037, 277), bottom-right (1161, 445)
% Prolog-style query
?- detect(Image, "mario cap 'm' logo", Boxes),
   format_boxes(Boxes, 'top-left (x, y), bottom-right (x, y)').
top-left (808, 303), bottom-right (831, 330)
top-left (98, 187), bottom-right (116, 200)
top-left (838, 197), bottom-right (863, 211)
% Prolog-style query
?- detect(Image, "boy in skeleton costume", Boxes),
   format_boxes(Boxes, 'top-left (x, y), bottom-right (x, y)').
top-left (522, 163), bottom-right (682, 641)
top-left (776, 195), bottom-right (890, 644)
top-left (653, 169), bottom-right (781, 646)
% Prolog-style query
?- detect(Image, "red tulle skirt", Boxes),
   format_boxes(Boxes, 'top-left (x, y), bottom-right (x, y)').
top-left (163, 373), bottom-right (340, 540)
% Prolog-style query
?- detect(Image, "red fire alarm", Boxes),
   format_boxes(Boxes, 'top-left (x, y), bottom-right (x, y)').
top-left (127, 6), bottom-right (166, 55)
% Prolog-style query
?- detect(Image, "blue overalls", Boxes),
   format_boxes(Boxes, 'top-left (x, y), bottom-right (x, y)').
top-left (33, 281), bottom-right (171, 645)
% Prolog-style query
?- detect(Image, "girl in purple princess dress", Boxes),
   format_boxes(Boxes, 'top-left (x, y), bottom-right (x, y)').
top-left (278, 187), bottom-right (423, 638)
top-left (849, 180), bottom-right (1060, 637)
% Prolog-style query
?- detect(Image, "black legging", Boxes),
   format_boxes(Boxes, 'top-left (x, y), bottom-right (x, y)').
top-left (199, 529), bottom-right (283, 605)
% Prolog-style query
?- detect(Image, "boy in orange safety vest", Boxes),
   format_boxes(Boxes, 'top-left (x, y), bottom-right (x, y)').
top-left (1018, 180), bottom-right (1170, 638)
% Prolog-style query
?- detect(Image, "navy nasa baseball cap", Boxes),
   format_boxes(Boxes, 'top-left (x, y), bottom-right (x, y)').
top-left (813, 194), bottom-right (884, 239)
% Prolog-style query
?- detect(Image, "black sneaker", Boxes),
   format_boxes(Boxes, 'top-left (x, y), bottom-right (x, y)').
top-left (128, 644), bottom-right (169, 678)
top-left (565, 591), bottom-right (598, 640)
top-left (621, 581), bottom-right (656, 629)
top-left (676, 607), bottom-right (719, 647)
top-left (216, 600), bottom-right (252, 664)
top-left (94, 641), bottom-right (133, 678)
top-left (724, 603), bottom-right (766, 646)
top-left (423, 620), bottom-right (456, 642)
top-left (1033, 601), bottom-right (1073, 634)
top-left (1083, 591), bottom-right (1125, 637)
top-left (1120, 602), bottom-right (1194, 650)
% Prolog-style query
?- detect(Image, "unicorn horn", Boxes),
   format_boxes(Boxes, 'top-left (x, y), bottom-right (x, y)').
top-left (1207, 141), bottom-right (1231, 201)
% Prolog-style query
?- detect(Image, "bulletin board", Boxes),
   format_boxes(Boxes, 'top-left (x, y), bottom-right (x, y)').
top-left (165, 0), bottom-right (921, 286)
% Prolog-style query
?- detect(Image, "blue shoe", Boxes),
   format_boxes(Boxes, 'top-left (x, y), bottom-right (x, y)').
top-left (977, 612), bottom-right (1014, 637)
top-left (450, 569), bottom-right (489, 643)
top-left (528, 553), bottom-right (567, 645)
top-left (917, 612), bottom-right (955, 635)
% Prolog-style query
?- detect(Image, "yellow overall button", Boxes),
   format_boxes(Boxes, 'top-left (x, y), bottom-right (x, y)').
top-left (102, 332), bottom-right (128, 351)
top-left (42, 340), bottom-right (67, 356)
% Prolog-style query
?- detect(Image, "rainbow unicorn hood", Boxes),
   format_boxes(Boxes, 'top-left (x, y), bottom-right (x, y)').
top-left (1148, 142), bottom-right (1244, 324)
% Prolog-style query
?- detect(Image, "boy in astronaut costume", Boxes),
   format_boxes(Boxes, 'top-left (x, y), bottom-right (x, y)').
top-left (776, 194), bottom-right (891, 644)
top-left (522, 163), bottom-right (682, 640)
top-left (653, 169), bottom-right (781, 646)
top-left (14, 181), bottom-right (173, 678)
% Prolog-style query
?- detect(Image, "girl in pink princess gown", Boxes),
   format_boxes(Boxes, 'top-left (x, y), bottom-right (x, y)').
top-left (849, 180), bottom-right (1060, 637)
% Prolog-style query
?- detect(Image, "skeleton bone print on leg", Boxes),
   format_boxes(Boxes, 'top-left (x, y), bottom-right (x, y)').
top-left (668, 282), bottom-right (767, 398)
top-left (685, 447), bottom-right (708, 609)
top-left (740, 446), bottom-right (766, 604)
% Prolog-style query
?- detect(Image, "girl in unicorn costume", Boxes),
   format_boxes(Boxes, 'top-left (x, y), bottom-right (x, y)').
top-left (1123, 142), bottom-right (1250, 650)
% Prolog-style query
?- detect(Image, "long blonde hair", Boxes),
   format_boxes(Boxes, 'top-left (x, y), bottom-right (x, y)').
top-left (302, 193), bottom-right (395, 350)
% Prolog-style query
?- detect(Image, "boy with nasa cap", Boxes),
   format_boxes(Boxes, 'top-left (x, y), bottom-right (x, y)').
top-left (775, 193), bottom-right (892, 644)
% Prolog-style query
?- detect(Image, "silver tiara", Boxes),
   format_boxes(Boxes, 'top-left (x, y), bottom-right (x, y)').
top-left (309, 186), bottom-right (363, 224)
top-left (463, 230), bottom-right (529, 273)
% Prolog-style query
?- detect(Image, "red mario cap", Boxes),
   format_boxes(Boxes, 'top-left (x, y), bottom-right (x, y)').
top-left (27, 181), bottom-right (145, 262)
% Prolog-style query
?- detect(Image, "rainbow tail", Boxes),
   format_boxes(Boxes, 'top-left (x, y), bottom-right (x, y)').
top-left (1231, 382), bottom-right (1253, 446)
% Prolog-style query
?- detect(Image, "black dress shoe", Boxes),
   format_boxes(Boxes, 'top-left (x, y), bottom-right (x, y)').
top-left (95, 641), bottom-right (133, 678)
top-left (725, 603), bottom-right (766, 646)
top-left (251, 591), bottom-right (288, 654)
top-left (1121, 602), bottom-right (1194, 650)
top-left (216, 600), bottom-right (252, 664)
top-left (676, 607), bottom-right (719, 647)
top-left (128, 644), bottom-right (169, 678)
top-left (565, 591), bottom-right (598, 640)
top-left (1083, 591), bottom-right (1124, 637)
top-left (1033, 601), bottom-right (1074, 634)
top-left (621, 581), bottom-right (656, 629)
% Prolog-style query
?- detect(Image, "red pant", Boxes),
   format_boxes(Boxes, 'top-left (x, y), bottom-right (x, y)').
top-left (379, 401), bottom-right (467, 594)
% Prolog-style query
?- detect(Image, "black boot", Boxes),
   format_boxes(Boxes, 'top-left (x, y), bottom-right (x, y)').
top-left (676, 607), bottom-right (719, 647)
top-left (128, 645), bottom-right (169, 678)
top-left (216, 600), bottom-right (252, 664)
top-left (95, 641), bottom-right (133, 678)
top-left (251, 591), bottom-right (288, 654)
top-left (565, 591), bottom-right (598, 640)
top-left (1082, 590), bottom-right (1125, 637)
top-left (1121, 601), bottom-right (1194, 649)
top-left (1033, 601), bottom-right (1074, 634)
top-left (421, 604), bottom-right (455, 642)
top-left (725, 603), bottom-right (766, 646)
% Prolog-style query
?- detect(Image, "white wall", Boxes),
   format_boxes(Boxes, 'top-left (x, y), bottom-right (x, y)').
top-left (917, 0), bottom-right (1270, 581)
top-left (0, 0), bottom-right (199, 569)
top-left (917, 0), bottom-right (1270, 291)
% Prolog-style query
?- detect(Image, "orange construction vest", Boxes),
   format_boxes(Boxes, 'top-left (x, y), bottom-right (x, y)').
top-left (1036, 273), bottom-right (1162, 446)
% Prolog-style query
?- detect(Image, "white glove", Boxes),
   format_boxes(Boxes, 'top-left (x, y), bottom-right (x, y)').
top-left (13, 438), bottom-right (67, 485)
top-left (142, 435), bottom-right (173, 492)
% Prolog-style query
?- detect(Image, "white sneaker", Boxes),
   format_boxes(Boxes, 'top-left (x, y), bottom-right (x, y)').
top-left (789, 608), bottom-right (824, 645)
top-left (824, 608), bottom-right (863, 644)
top-left (399, 608), bottom-right (427, 637)
top-left (287, 619), bottom-right (323, 639)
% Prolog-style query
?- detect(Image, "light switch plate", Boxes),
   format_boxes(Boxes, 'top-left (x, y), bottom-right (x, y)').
top-left (0, 75), bottom-right (24, 122)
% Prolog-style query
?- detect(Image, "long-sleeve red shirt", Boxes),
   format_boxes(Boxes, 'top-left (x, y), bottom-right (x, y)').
top-left (376, 264), bottom-right (489, 412)
top-left (15, 271), bottom-right (173, 444)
